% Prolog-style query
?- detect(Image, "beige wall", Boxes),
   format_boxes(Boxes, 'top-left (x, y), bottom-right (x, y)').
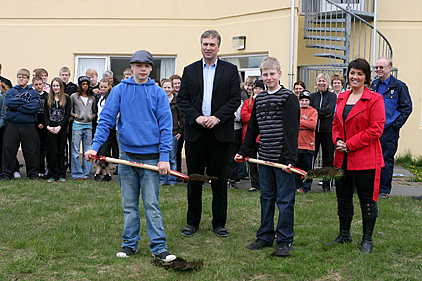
top-left (0, 0), bottom-right (297, 86)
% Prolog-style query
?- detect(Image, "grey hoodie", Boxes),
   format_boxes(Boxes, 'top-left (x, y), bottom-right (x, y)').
top-left (70, 93), bottom-right (97, 124)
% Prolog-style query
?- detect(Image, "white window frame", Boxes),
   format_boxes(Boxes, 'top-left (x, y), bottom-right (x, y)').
top-left (74, 55), bottom-right (177, 82)
top-left (220, 54), bottom-right (268, 81)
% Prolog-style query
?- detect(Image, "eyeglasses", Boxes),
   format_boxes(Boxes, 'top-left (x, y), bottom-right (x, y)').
top-left (375, 65), bottom-right (389, 70)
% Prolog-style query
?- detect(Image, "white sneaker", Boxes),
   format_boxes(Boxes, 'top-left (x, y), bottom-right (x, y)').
top-left (14, 172), bottom-right (21, 179)
top-left (153, 251), bottom-right (177, 262)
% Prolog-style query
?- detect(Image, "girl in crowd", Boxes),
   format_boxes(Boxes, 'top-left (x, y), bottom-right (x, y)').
top-left (293, 80), bottom-right (306, 100)
top-left (44, 77), bottom-right (71, 182)
top-left (241, 79), bottom-right (264, 192)
top-left (310, 73), bottom-right (337, 192)
top-left (70, 76), bottom-right (97, 180)
top-left (326, 58), bottom-right (385, 254)
top-left (331, 74), bottom-right (345, 96)
top-left (93, 78), bottom-right (114, 181)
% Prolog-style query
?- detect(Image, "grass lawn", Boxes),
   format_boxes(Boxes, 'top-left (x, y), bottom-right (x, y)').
top-left (1, 179), bottom-right (421, 280)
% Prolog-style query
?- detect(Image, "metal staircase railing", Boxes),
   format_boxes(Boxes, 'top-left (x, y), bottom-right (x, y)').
top-left (303, 0), bottom-right (393, 66)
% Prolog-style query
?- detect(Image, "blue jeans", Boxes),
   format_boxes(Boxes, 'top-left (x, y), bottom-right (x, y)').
top-left (71, 128), bottom-right (93, 179)
top-left (160, 135), bottom-right (178, 185)
top-left (257, 165), bottom-right (296, 244)
top-left (119, 151), bottom-right (169, 255)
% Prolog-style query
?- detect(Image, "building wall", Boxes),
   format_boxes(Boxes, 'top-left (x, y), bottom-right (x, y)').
top-left (0, 0), bottom-right (297, 86)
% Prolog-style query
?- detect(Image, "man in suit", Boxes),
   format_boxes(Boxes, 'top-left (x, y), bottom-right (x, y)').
top-left (177, 29), bottom-right (241, 237)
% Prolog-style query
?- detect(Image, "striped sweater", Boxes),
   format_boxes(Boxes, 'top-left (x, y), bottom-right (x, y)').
top-left (239, 86), bottom-right (300, 165)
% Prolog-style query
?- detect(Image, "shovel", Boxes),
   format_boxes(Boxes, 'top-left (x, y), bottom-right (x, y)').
top-left (89, 155), bottom-right (218, 182)
top-left (235, 157), bottom-right (307, 177)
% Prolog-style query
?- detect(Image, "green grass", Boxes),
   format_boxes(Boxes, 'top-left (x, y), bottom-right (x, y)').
top-left (395, 150), bottom-right (422, 182)
top-left (1, 179), bottom-right (422, 280)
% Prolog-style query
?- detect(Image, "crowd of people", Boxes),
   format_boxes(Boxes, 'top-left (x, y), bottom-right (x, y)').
top-left (0, 28), bottom-right (415, 262)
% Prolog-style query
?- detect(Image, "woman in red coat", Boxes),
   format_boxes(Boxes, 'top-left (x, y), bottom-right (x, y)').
top-left (241, 80), bottom-right (264, 192)
top-left (326, 58), bottom-right (385, 254)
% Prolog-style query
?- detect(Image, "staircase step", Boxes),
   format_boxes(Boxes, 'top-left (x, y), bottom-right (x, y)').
top-left (305, 27), bottom-right (346, 33)
top-left (314, 53), bottom-right (347, 61)
top-left (306, 44), bottom-right (346, 51)
top-left (308, 18), bottom-right (346, 24)
top-left (305, 35), bottom-right (346, 42)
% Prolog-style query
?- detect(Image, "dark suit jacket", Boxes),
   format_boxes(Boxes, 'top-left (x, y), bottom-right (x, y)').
top-left (177, 59), bottom-right (241, 143)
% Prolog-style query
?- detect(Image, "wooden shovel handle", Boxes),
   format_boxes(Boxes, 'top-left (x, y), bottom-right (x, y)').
top-left (90, 155), bottom-right (189, 181)
top-left (237, 157), bottom-right (307, 176)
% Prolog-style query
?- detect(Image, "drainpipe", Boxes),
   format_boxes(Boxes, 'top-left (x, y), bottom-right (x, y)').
top-left (372, 0), bottom-right (378, 67)
top-left (288, 0), bottom-right (295, 90)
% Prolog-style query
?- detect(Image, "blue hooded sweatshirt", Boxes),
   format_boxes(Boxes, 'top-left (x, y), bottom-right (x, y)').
top-left (4, 85), bottom-right (40, 125)
top-left (91, 77), bottom-right (172, 162)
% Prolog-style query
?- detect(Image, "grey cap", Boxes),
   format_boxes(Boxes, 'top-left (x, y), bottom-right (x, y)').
top-left (130, 50), bottom-right (154, 66)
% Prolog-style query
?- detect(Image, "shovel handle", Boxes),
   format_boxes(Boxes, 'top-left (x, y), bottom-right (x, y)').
top-left (89, 155), bottom-right (189, 181)
top-left (236, 157), bottom-right (307, 176)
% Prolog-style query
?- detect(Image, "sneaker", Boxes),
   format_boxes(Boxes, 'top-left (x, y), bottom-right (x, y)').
top-left (228, 180), bottom-right (238, 189)
top-left (153, 251), bottom-right (176, 262)
top-left (248, 239), bottom-right (272, 250)
top-left (102, 174), bottom-right (111, 182)
top-left (275, 242), bottom-right (293, 257)
top-left (94, 174), bottom-right (102, 181)
top-left (297, 188), bottom-right (306, 194)
top-left (379, 193), bottom-right (390, 199)
top-left (47, 178), bottom-right (55, 183)
top-left (116, 247), bottom-right (136, 258)
top-left (235, 178), bottom-right (241, 183)
top-left (14, 172), bottom-right (22, 179)
top-left (59, 178), bottom-right (66, 182)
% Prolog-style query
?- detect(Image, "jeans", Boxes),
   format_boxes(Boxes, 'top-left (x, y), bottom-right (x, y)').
top-left (71, 128), bottom-right (92, 179)
top-left (257, 165), bottom-right (296, 244)
top-left (160, 135), bottom-right (178, 185)
top-left (119, 151), bottom-right (169, 255)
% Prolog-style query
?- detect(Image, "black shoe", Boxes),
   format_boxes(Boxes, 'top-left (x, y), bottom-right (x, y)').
top-left (102, 174), bottom-right (111, 182)
top-left (182, 225), bottom-right (199, 237)
top-left (248, 239), bottom-right (272, 250)
top-left (235, 178), bottom-right (241, 183)
top-left (94, 174), bottom-right (102, 181)
top-left (153, 251), bottom-right (176, 262)
top-left (213, 226), bottom-right (229, 237)
top-left (360, 217), bottom-right (376, 254)
top-left (412, 195), bottom-right (422, 200)
top-left (275, 242), bottom-right (293, 257)
top-left (116, 247), bottom-right (136, 258)
top-left (113, 167), bottom-right (118, 175)
top-left (30, 176), bottom-right (41, 181)
top-left (325, 217), bottom-right (353, 246)
top-left (228, 180), bottom-right (238, 189)
top-left (0, 174), bottom-right (12, 181)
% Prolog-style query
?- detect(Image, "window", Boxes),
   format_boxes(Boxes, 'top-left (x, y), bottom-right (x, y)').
top-left (75, 55), bottom-right (176, 83)
top-left (220, 54), bottom-right (267, 82)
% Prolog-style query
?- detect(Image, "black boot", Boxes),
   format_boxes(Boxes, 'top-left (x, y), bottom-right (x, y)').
top-left (360, 217), bottom-right (376, 254)
top-left (325, 217), bottom-right (353, 245)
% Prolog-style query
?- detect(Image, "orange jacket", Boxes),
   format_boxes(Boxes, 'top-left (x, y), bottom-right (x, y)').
top-left (298, 106), bottom-right (317, 151)
top-left (332, 87), bottom-right (385, 200)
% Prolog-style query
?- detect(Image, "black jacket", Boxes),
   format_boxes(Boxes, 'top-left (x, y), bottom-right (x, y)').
top-left (310, 90), bottom-right (337, 133)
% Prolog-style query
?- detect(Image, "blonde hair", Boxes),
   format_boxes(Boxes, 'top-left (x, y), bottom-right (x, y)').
top-left (123, 68), bottom-right (133, 76)
top-left (85, 68), bottom-right (98, 77)
top-left (315, 73), bottom-right (331, 90)
top-left (48, 77), bottom-right (66, 108)
top-left (245, 76), bottom-right (257, 84)
top-left (60, 66), bottom-right (71, 75)
top-left (17, 68), bottom-right (30, 78)
top-left (260, 57), bottom-right (281, 72)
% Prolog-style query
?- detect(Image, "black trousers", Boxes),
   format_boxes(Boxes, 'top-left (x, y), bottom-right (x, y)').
top-left (185, 129), bottom-right (230, 229)
top-left (228, 129), bottom-right (242, 180)
top-left (48, 129), bottom-right (68, 180)
top-left (336, 159), bottom-right (378, 219)
top-left (248, 142), bottom-right (260, 189)
top-left (98, 129), bottom-right (117, 167)
top-left (2, 123), bottom-right (40, 178)
top-left (176, 130), bottom-right (184, 172)
top-left (37, 126), bottom-right (48, 174)
top-left (315, 131), bottom-right (334, 189)
top-left (295, 152), bottom-right (313, 192)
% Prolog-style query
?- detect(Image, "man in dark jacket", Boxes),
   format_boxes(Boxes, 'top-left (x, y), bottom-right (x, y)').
top-left (370, 57), bottom-right (412, 199)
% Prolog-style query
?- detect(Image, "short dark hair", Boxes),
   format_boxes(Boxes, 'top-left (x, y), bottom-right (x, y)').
top-left (347, 58), bottom-right (371, 85)
top-left (32, 76), bottom-right (43, 84)
top-left (201, 30), bottom-right (221, 46)
top-left (294, 80), bottom-right (306, 90)
top-left (169, 74), bottom-right (181, 81)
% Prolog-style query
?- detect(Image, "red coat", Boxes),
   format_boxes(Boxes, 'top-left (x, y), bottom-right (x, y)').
top-left (241, 98), bottom-right (259, 143)
top-left (298, 106), bottom-right (318, 151)
top-left (332, 87), bottom-right (385, 200)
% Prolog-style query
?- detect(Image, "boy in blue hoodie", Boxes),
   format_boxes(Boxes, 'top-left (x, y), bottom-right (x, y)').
top-left (85, 50), bottom-right (176, 262)
top-left (0, 69), bottom-right (40, 180)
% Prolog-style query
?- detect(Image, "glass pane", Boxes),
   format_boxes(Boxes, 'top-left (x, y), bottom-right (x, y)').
top-left (221, 56), bottom-right (267, 69)
top-left (76, 58), bottom-right (106, 82)
top-left (150, 58), bottom-right (176, 81)
top-left (110, 57), bottom-right (131, 83)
